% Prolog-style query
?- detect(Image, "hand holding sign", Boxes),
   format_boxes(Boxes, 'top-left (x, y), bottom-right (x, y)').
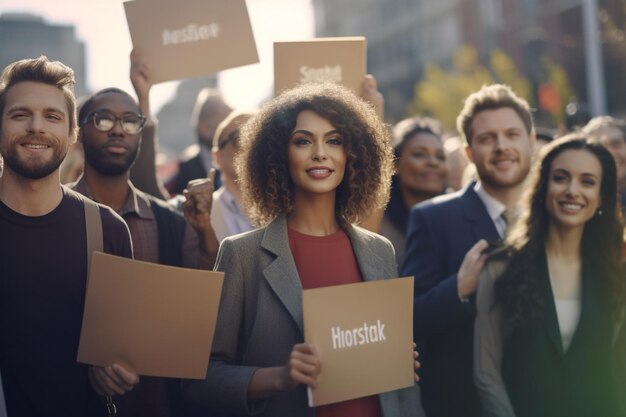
top-left (124, 0), bottom-right (259, 83)
top-left (303, 277), bottom-right (415, 406)
top-left (360, 74), bottom-right (384, 119)
top-left (284, 343), bottom-right (321, 390)
top-left (88, 364), bottom-right (140, 396)
top-left (274, 37), bottom-right (366, 96)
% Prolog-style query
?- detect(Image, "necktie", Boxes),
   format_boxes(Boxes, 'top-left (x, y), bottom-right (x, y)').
top-left (501, 209), bottom-right (510, 226)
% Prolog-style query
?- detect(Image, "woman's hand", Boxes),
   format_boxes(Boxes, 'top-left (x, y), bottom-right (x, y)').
top-left (88, 364), bottom-right (140, 396)
top-left (281, 342), bottom-right (322, 390)
top-left (247, 342), bottom-right (321, 400)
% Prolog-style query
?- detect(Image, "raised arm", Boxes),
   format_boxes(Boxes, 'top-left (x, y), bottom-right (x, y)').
top-left (128, 48), bottom-right (169, 199)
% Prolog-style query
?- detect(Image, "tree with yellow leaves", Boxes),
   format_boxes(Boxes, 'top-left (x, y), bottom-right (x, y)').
top-left (407, 45), bottom-right (574, 131)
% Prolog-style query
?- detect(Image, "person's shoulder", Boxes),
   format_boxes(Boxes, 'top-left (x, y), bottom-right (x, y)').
top-left (422, 188), bottom-right (466, 210)
top-left (95, 203), bottom-right (127, 231)
top-left (69, 187), bottom-right (129, 236)
top-left (411, 186), bottom-right (476, 221)
top-left (350, 223), bottom-right (388, 241)
top-left (349, 224), bottom-right (394, 251)
top-left (216, 227), bottom-right (265, 268)
top-left (61, 185), bottom-right (85, 205)
top-left (222, 226), bottom-right (265, 247)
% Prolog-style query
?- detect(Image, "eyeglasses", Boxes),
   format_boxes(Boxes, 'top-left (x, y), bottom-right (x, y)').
top-left (82, 111), bottom-right (146, 135)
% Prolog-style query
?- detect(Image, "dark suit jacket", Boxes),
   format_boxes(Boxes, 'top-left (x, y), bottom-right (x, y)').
top-left (167, 153), bottom-right (222, 195)
top-left (184, 215), bottom-right (425, 417)
top-left (401, 182), bottom-right (499, 417)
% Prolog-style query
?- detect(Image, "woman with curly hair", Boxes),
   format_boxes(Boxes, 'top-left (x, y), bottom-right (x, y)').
top-left (380, 116), bottom-right (447, 266)
top-left (474, 135), bottom-right (625, 417)
top-left (183, 82), bottom-right (425, 417)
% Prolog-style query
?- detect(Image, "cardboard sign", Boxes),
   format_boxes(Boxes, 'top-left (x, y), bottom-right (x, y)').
top-left (273, 36), bottom-right (366, 95)
top-left (124, 0), bottom-right (259, 83)
top-left (77, 252), bottom-right (224, 379)
top-left (302, 276), bottom-right (414, 406)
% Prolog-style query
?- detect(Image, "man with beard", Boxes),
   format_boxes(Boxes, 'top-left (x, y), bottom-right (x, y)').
top-left (70, 87), bottom-right (217, 417)
top-left (401, 84), bottom-right (534, 417)
top-left (0, 57), bottom-right (138, 416)
top-left (166, 88), bottom-right (232, 195)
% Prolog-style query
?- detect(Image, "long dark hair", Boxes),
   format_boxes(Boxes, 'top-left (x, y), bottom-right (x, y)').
top-left (494, 135), bottom-right (624, 332)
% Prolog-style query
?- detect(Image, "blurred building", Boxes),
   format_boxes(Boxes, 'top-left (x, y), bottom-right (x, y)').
top-left (313, 0), bottom-right (626, 122)
top-left (0, 12), bottom-right (87, 97)
top-left (313, 0), bottom-right (461, 121)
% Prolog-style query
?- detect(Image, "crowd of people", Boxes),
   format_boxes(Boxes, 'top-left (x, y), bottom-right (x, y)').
top-left (0, 47), bottom-right (625, 417)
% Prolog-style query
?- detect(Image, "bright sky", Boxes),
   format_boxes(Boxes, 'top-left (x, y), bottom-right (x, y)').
top-left (0, 0), bottom-right (315, 112)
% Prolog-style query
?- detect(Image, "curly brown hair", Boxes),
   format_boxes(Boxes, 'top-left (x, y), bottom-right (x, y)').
top-left (235, 82), bottom-right (393, 227)
top-left (494, 134), bottom-right (625, 333)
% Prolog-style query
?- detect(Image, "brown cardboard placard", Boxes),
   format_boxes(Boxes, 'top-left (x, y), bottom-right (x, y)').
top-left (124, 0), bottom-right (259, 83)
top-left (273, 36), bottom-right (366, 96)
top-left (77, 251), bottom-right (224, 379)
top-left (302, 276), bottom-right (414, 406)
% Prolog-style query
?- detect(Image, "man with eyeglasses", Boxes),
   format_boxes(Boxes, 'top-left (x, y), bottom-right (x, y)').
top-left (70, 87), bottom-right (218, 417)
top-left (0, 57), bottom-right (137, 416)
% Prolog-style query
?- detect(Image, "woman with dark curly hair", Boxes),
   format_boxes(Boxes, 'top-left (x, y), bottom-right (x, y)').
top-left (474, 135), bottom-right (625, 417)
top-left (183, 82), bottom-right (425, 417)
top-left (380, 116), bottom-right (447, 266)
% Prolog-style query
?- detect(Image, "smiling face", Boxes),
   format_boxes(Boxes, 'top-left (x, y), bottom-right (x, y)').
top-left (545, 148), bottom-right (602, 231)
top-left (0, 81), bottom-right (72, 180)
top-left (287, 109), bottom-right (347, 201)
top-left (80, 92), bottom-right (141, 177)
top-left (396, 132), bottom-right (447, 196)
top-left (465, 107), bottom-right (533, 192)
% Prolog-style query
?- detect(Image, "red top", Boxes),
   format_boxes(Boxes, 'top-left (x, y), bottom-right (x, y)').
top-left (288, 227), bottom-right (382, 417)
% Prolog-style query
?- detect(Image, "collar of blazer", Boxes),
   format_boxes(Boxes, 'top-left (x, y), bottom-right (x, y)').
top-left (461, 183), bottom-right (501, 244)
top-left (259, 214), bottom-right (391, 335)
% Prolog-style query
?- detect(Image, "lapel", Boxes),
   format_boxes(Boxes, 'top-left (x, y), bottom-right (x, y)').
top-left (260, 215), bottom-right (305, 335)
top-left (345, 224), bottom-right (389, 282)
top-left (461, 183), bottom-right (500, 244)
top-left (259, 217), bottom-right (391, 336)
top-left (537, 251), bottom-right (566, 357)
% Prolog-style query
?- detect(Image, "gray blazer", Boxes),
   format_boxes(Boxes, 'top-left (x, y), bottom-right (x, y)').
top-left (473, 257), bottom-right (516, 417)
top-left (184, 215), bottom-right (425, 417)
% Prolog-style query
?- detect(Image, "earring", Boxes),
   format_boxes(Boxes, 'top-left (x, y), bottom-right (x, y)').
top-left (598, 208), bottom-right (603, 216)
